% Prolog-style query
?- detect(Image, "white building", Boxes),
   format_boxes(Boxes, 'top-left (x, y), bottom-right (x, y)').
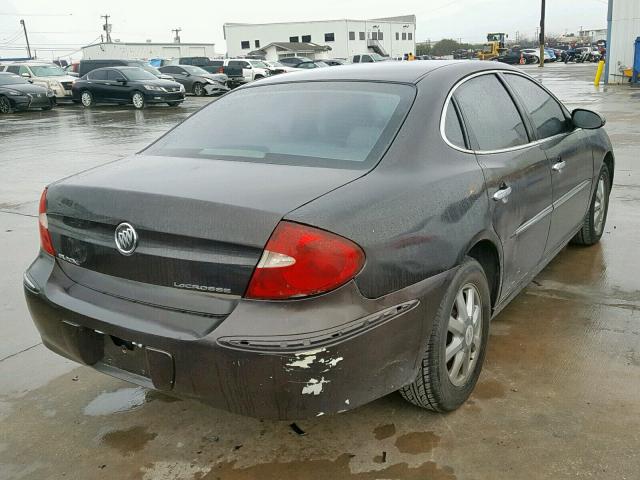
top-left (81, 42), bottom-right (218, 61)
top-left (605, 0), bottom-right (640, 84)
top-left (223, 15), bottom-right (416, 60)
top-left (578, 28), bottom-right (608, 43)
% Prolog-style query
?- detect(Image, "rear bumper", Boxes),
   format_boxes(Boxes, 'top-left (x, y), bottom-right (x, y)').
top-left (24, 253), bottom-right (452, 419)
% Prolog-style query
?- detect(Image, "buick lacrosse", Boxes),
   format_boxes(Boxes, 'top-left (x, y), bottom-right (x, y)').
top-left (24, 61), bottom-right (613, 419)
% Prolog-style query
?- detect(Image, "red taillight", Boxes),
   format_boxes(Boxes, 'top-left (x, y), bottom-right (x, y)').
top-left (245, 222), bottom-right (365, 300)
top-left (38, 188), bottom-right (56, 256)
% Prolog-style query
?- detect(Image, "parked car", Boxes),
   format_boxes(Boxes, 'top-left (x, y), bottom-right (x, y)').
top-left (0, 61), bottom-right (75, 100)
top-left (495, 49), bottom-right (537, 65)
top-left (224, 59), bottom-right (271, 82)
top-left (0, 72), bottom-right (55, 113)
top-left (71, 66), bottom-right (185, 109)
top-left (158, 65), bottom-right (229, 96)
top-left (278, 56), bottom-right (312, 67)
top-left (521, 48), bottom-right (553, 63)
top-left (262, 61), bottom-right (298, 75)
top-left (323, 58), bottom-right (347, 66)
top-left (295, 60), bottom-right (329, 69)
top-left (544, 48), bottom-right (557, 62)
top-left (351, 53), bottom-right (389, 63)
top-left (25, 61), bottom-right (613, 420)
top-left (78, 59), bottom-right (173, 80)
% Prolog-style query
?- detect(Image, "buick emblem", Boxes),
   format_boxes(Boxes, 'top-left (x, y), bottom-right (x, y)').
top-left (114, 222), bottom-right (138, 256)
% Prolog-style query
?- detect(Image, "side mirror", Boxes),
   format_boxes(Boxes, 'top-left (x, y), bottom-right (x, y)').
top-left (572, 108), bottom-right (606, 129)
top-left (21, 72), bottom-right (31, 78)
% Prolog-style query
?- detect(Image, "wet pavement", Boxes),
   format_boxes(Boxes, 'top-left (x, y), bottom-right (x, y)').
top-left (1, 64), bottom-right (639, 479)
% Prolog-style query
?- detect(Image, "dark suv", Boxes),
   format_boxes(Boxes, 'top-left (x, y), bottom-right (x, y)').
top-left (72, 66), bottom-right (185, 109)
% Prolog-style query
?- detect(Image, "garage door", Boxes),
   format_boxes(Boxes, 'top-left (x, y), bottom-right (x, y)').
top-left (189, 47), bottom-right (206, 56)
top-left (162, 47), bottom-right (181, 58)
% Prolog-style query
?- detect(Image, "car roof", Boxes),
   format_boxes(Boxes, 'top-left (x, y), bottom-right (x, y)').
top-left (255, 60), bottom-right (521, 86)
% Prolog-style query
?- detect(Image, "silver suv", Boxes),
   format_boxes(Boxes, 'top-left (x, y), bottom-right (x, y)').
top-left (0, 62), bottom-right (76, 99)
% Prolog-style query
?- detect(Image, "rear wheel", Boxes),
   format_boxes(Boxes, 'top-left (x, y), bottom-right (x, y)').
top-left (0, 96), bottom-right (12, 114)
top-left (131, 91), bottom-right (145, 109)
top-left (400, 257), bottom-right (490, 412)
top-left (193, 82), bottom-right (205, 96)
top-left (80, 90), bottom-right (94, 107)
top-left (572, 164), bottom-right (611, 246)
top-left (167, 102), bottom-right (181, 107)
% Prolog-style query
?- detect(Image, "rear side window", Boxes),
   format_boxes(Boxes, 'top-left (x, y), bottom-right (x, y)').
top-left (88, 69), bottom-right (108, 80)
top-left (444, 102), bottom-right (466, 149)
top-left (454, 74), bottom-right (528, 151)
top-left (145, 82), bottom-right (415, 169)
top-left (504, 73), bottom-right (570, 139)
top-left (107, 69), bottom-right (125, 81)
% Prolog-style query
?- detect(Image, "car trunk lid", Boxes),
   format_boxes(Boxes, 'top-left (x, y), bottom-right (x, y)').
top-left (46, 155), bottom-right (364, 315)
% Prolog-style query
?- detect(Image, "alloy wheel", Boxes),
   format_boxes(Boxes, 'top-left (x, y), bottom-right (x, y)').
top-left (132, 93), bottom-right (144, 109)
top-left (446, 283), bottom-right (482, 387)
top-left (593, 176), bottom-right (607, 235)
top-left (81, 91), bottom-right (92, 107)
top-left (194, 83), bottom-right (203, 96)
top-left (0, 96), bottom-right (11, 113)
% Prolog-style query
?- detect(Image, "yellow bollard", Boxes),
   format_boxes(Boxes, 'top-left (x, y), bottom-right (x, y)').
top-left (594, 60), bottom-right (605, 86)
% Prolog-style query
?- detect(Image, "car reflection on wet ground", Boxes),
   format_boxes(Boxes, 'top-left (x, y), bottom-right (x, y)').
top-left (1, 64), bottom-right (639, 479)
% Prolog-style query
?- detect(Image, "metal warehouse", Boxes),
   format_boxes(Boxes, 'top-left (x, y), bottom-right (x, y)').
top-left (81, 42), bottom-right (218, 61)
top-left (605, 0), bottom-right (640, 83)
top-left (223, 15), bottom-right (416, 60)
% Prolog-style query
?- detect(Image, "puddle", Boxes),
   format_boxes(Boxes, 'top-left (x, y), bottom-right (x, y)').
top-left (101, 426), bottom-right (157, 456)
top-left (373, 423), bottom-right (396, 440)
top-left (395, 431), bottom-right (441, 454)
top-left (199, 454), bottom-right (456, 480)
top-left (83, 387), bottom-right (148, 416)
top-left (472, 379), bottom-right (507, 400)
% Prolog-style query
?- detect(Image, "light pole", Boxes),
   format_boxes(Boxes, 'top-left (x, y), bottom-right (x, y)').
top-left (20, 19), bottom-right (32, 59)
top-left (539, 0), bottom-right (546, 67)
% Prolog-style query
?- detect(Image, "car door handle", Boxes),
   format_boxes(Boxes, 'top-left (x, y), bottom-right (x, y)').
top-left (552, 159), bottom-right (566, 172)
top-left (493, 185), bottom-right (512, 203)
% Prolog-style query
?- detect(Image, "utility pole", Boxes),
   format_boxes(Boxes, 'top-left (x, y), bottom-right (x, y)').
top-left (101, 14), bottom-right (112, 43)
top-left (172, 28), bottom-right (182, 44)
top-left (20, 19), bottom-right (32, 59)
top-left (539, 0), bottom-right (546, 67)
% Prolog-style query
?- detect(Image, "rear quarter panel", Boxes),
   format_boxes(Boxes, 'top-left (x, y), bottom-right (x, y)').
top-left (287, 70), bottom-right (493, 298)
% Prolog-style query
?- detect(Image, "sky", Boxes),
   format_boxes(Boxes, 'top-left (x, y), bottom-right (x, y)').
top-left (0, 0), bottom-right (608, 60)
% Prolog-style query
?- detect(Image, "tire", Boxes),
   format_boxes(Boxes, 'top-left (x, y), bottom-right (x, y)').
top-left (193, 82), bottom-right (205, 96)
top-left (571, 164), bottom-right (611, 246)
top-left (400, 257), bottom-right (491, 412)
top-left (41, 104), bottom-right (53, 111)
top-left (131, 91), bottom-right (145, 109)
top-left (80, 90), bottom-right (94, 107)
top-left (0, 96), bottom-right (13, 114)
top-left (167, 102), bottom-right (181, 107)
top-left (254, 75), bottom-right (264, 80)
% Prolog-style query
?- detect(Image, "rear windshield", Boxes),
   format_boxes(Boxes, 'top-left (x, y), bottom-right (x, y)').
top-left (145, 82), bottom-right (414, 169)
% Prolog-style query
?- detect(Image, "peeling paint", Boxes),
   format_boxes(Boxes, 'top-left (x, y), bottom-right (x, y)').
top-left (301, 377), bottom-right (329, 395)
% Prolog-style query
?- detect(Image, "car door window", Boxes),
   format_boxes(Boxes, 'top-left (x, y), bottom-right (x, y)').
top-left (107, 70), bottom-right (125, 81)
top-left (504, 74), bottom-right (570, 140)
top-left (89, 69), bottom-right (108, 80)
top-left (444, 102), bottom-right (466, 149)
top-left (352, 55), bottom-right (360, 63)
top-left (361, 55), bottom-right (373, 63)
top-left (6, 66), bottom-right (20, 75)
top-left (454, 74), bottom-right (529, 151)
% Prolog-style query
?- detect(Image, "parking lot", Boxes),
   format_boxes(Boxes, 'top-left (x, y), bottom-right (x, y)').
top-left (1, 63), bottom-right (639, 479)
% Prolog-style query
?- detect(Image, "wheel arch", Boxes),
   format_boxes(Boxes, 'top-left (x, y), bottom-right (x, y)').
top-left (603, 151), bottom-right (614, 189)
top-left (464, 234), bottom-right (502, 309)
